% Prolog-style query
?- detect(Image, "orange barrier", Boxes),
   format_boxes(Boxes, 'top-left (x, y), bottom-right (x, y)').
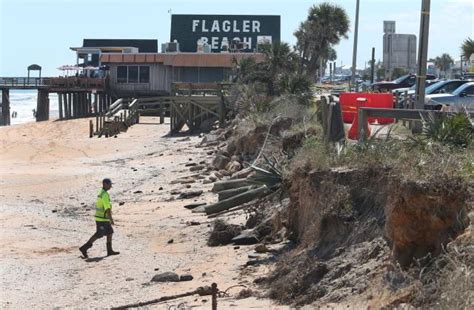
top-left (340, 93), bottom-right (395, 124)
top-left (347, 107), bottom-right (371, 140)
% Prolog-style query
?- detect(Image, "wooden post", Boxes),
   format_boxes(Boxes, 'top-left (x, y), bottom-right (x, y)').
top-left (67, 93), bottom-right (72, 119)
top-left (58, 93), bottom-right (63, 119)
top-left (218, 97), bottom-right (225, 128)
top-left (160, 101), bottom-right (165, 124)
top-left (211, 283), bottom-right (217, 310)
top-left (93, 93), bottom-right (98, 115)
top-left (1, 89), bottom-right (11, 126)
top-left (71, 93), bottom-right (76, 118)
top-left (89, 120), bottom-right (94, 138)
top-left (36, 90), bottom-right (49, 122)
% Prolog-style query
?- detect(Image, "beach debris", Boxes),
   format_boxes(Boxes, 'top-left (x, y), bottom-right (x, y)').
top-left (217, 185), bottom-right (256, 201)
top-left (255, 244), bottom-right (270, 253)
top-left (151, 272), bottom-right (179, 283)
top-left (167, 239), bottom-right (174, 244)
top-left (226, 161), bottom-right (242, 174)
top-left (178, 190), bottom-right (203, 199)
top-left (212, 153), bottom-right (231, 170)
top-left (232, 229), bottom-right (260, 245)
top-left (211, 178), bottom-right (253, 192)
top-left (205, 186), bottom-right (268, 215)
top-left (183, 203), bottom-right (207, 210)
top-left (118, 202), bottom-right (125, 206)
top-left (189, 165), bottom-right (205, 172)
top-left (237, 288), bottom-right (253, 299)
top-left (187, 221), bottom-right (201, 226)
top-left (179, 274), bottom-right (194, 281)
top-left (208, 219), bottom-right (242, 246)
top-left (159, 187), bottom-right (163, 190)
top-left (185, 162), bottom-right (197, 167)
top-left (110, 286), bottom-right (215, 310)
top-left (133, 190), bottom-right (143, 194)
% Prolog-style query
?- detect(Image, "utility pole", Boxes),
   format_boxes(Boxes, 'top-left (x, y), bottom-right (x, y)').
top-left (370, 47), bottom-right (375, 84)
top-left (351, 0), bottom-right (361, 91)
top-left (414, 0), bottom-right (430, 132)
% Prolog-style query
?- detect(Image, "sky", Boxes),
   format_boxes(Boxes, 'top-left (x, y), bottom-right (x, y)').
top-left (1, 0), bottom-right (473, 76)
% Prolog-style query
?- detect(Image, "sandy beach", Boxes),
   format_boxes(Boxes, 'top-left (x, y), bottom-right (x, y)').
top-left (0, 117), bottom-right (288, 309)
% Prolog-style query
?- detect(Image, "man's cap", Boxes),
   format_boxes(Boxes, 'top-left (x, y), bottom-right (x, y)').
top-left (103, 178), bottom-right (113, 185)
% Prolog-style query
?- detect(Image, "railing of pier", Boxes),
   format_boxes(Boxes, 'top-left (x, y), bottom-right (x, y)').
top-left (0, 77), bottom-right (45, 88)
top-left (0, 77), bottom-right (106, 90)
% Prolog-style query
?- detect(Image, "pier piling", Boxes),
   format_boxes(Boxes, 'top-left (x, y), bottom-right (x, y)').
top-left (1, 89), bottom-right (11, 126)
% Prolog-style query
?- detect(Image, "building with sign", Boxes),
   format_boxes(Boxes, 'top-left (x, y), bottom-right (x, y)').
top-left (170, 14), bottom-right (280, 53)
top-left (69, 14), bottom-right (279, 97)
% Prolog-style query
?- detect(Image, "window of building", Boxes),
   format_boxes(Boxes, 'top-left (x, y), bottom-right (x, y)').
top-left (128, 66), bottom-right (139, 83)
top-left (117, 66), bottom-right (128, 83)
top-left (116, 65), bottom-right (150, 84)
top-left (139, 66), bottom-right (150, 83)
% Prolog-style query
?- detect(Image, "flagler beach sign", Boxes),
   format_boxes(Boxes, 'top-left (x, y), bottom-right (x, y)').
top-left (170, 14), bottom-right (281, 52)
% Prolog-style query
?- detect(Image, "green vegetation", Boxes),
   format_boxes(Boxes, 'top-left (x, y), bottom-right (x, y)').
top-left (419, 110), bottom-right (473, 147)
top-left (461, 37), bottom-right (474, 59)
top-left (434, 53), bottom-right (454, 78)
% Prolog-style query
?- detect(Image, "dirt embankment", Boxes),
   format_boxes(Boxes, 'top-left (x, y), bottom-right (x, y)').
top-left (202, 103), bottom-right (472, 308)
top-left (270, 165), bottom-right (471, 308)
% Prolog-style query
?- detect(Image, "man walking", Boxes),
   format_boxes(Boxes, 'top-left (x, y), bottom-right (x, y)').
top-left (79, 178), bottom-right (120, 258)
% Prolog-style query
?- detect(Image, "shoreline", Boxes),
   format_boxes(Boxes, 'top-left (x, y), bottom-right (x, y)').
top-left (0, 117), bottom-right (287, 309)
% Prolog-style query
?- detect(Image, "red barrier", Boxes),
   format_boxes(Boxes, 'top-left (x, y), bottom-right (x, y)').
top-left (340, 93), bottom-right (395, 124)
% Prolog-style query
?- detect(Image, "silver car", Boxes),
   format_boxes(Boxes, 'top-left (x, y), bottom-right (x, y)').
top-left (425, 82), bottom-right (474, 111)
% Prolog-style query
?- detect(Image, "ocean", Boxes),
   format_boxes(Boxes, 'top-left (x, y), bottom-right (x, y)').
top-left (2, 90), bottom-right (59, 125)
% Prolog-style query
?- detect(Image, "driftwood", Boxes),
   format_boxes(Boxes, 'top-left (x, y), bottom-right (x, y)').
top-left (218, 185), bottom-right (256, 201)
top-left (205, 186), bottom-right (268, 215)
top-left (208, 203), bottom-right (255, 218)
top-left (211, 178), bottom-right (254, 192)
top-left (230, 167), bottom-right (254, 179)
top-left (111, 286), bottom-right (213, 310)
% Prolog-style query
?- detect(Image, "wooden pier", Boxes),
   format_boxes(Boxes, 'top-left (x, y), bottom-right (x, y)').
top-left (0, 77), bottom-right (110, 125)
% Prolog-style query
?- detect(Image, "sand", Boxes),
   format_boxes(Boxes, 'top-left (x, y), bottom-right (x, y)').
top-left (0, 117), bottom-right (288, 309)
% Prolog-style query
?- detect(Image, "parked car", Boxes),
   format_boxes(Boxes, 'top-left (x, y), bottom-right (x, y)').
top-left (425, 82), bottom-right (474, 110)
top-left (372, 74), bottom-right (437, 92)
top-left (393, 79), bottom-right (468, 97)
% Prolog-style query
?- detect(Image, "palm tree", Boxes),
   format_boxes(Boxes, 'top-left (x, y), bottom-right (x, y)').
top-left (232, 56), bottom-right (257, 83)
top-left (258, 42), bottom-right (297, 96)
top-left (294, 2), bottom-right (349, 76)
top-left (461, 37), bottom-right (474, 60)
top-left (434, 53), bottom-right (454, 78)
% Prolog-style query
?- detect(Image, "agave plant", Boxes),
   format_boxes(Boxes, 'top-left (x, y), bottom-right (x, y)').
top-left (248, 155), bottom-right (283, 188)
top-left (420, 110), bottom-right (473, 147)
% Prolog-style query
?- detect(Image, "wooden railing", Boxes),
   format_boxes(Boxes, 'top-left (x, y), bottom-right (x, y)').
top-left (91, 98), bottom-right (140, 138)
top-left (0, 77), bottom-right (106, 90)
top-left (357, 107), bottom-right (474, 141)
top-left (0, 77), bottom-right (45, 88)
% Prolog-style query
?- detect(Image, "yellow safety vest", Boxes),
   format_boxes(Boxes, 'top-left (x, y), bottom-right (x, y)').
top-left (95, 189), bottom-right (111, 222)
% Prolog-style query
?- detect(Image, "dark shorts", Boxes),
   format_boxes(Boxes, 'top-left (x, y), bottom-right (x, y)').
top-left (95, 221), bottom-right (114, 238)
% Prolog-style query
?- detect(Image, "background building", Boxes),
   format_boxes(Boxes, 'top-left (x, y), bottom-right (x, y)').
top-left (382, 21), bottom-right (417, 79)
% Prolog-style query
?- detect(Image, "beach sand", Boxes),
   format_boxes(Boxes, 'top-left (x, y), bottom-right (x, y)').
top-left (0, 117), bottom-right (288, 309)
